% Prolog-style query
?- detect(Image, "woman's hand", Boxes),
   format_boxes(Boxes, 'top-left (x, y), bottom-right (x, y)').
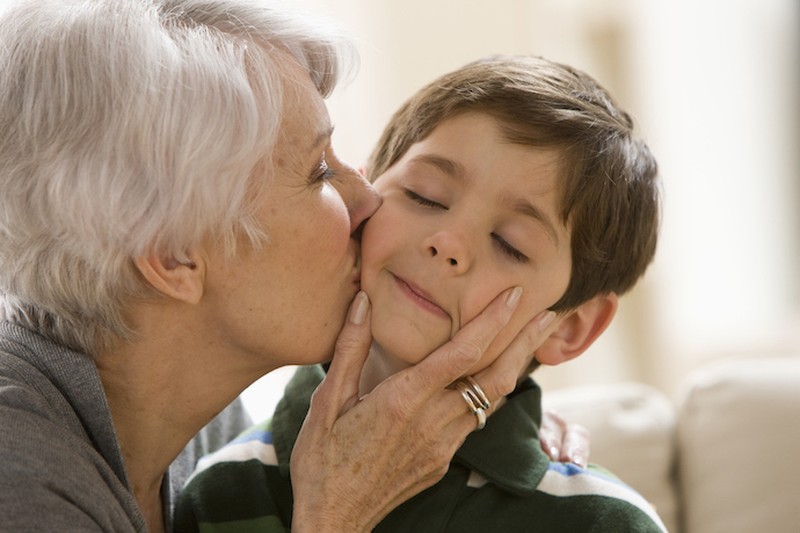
top-left (290, 288), bottom-right (557, 532)
top-left (539, 410), bottom-right (590, 468)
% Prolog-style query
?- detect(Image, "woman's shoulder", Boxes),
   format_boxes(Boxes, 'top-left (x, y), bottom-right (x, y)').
top-left (0, 360), bottom-right (142, 530)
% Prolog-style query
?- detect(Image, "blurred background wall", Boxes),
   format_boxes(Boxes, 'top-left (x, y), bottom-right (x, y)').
top-left (242, 0), bottom-right (799, 417)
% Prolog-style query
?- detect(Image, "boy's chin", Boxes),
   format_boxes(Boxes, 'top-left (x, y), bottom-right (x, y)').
top-left (372, 332), bottom-right (449, 368)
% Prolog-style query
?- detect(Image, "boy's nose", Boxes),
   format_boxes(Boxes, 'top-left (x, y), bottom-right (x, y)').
top-left (429, 245), bottom-right (462, 268)
top-left (425, 232), bottom-right (471, 274)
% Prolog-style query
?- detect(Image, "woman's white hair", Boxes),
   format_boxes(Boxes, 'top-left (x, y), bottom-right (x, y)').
top-left (0, 0), bottom-right (356, 356)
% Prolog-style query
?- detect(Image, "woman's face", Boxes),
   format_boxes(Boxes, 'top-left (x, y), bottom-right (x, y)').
top-left (201, 61), bottom-right (380, 370)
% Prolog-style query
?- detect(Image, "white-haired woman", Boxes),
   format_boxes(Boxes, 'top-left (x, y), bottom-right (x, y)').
top-left (0, 1), bottom-right (583, 532)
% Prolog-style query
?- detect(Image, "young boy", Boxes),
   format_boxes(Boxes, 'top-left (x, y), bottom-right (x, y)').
top-left (174, 55), bottom-right (665, 532)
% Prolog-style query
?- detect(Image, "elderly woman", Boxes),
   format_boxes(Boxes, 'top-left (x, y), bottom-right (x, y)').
top-left (0, 1), bottom-right (581, 532)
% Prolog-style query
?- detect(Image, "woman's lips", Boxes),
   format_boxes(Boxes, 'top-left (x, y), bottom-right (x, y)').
top-left (392, 274), bottom-right (449, 318)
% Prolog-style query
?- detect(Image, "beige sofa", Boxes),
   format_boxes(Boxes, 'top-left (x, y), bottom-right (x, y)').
top-left (542, 356), bottom-right (800, 533)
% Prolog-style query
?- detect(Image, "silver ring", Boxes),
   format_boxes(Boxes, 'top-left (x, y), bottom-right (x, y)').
top-left (475, 407), bottom-right (486, 430)
top-left (457, 385), bottom-right (479, 410)
top-left (464, 376), bottom-right (490, 410)
top-left (454, 377), bottom-right (491, 431)
top-left (454, 377), bottom-right (491, 411)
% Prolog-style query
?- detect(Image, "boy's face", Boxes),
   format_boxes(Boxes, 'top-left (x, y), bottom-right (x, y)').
top-left (360, 112), bottom-right (572, 373)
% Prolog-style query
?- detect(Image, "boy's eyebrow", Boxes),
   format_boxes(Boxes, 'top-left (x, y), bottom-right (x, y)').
top-left (410, 154), bottom-right (466, 180)
top-left (500, 194), bottom-right (560, 246)
top-left (411, 153), bottom-right (560, 246)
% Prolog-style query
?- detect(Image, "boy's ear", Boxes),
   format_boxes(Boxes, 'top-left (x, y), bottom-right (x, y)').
top-left (133, 249), bottom-right (205, 305)
top-left (534, 293), bottom-right (618, 366)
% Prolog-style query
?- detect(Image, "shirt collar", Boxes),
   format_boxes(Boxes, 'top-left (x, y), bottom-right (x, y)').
top-left (453, 377), bottom-right (550, 496)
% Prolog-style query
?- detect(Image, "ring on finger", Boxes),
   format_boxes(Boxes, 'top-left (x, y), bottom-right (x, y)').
top-left (454, 377), bottom-right (490, 431)
top-left (464, 376), bottom-right (490, 410)
top-left (454, 377), bottom-right (491, 411)
top-left (456, 388), bottom-right (486, 431)
top-left (474, 406), bottom-right (486, 430)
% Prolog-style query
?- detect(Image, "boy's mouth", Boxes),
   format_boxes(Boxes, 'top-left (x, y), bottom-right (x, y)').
top-left (391, 273), bottom-right (449, 319)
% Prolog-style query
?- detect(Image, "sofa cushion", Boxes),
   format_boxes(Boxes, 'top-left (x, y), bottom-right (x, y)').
top-left (677, 356), bottom-right (800, 533)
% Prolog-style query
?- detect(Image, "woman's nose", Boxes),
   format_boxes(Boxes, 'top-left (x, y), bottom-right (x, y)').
top-left (425, 231), bottom-right (471, 274)
top-left (337, 165), bottom-right (382, 234)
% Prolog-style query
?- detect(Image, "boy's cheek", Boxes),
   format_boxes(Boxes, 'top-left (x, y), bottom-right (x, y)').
top-left (463, 317), bottom-right (523, 376)
top-left (464, 304), bottom-right (546, 378)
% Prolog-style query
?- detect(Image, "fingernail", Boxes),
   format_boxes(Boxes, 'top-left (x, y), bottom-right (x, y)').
top-left (506, 287), bottom-right (523, 309)
top-left (349, 291), bottom-right (369, 325)
top-left (549, 446), bottom-right (560, 461)
top-left (571, 456), bottom-right (587, 469)
top-left (538, 311), bottom-right (556, 331)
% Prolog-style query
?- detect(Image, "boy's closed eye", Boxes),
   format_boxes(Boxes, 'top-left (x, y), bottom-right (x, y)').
top-left (491, 233), bottom-right (528, 263)
top-left (404, 188), bottom-right (445, 209)
top-left (404, 188), bottom-right (529, 263)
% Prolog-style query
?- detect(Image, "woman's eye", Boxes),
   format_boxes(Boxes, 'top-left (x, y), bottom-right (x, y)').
top-left (492, 233), bottom-right (528, 263)
top-left (405, 189), bottom-right (445, 209)
top-left (311, 156), bottom-right (335, 183)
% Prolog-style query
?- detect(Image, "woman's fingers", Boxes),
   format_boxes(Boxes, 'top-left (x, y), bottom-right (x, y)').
top-left (379, 286), bottom-right (524, 409)
top-left (472, 309), bottom-right (557, 403)
top-left (539, 411), bottom-right (590, 467)
top-left (539, 410), bottom-right (568, 461)
top-left (306, 291), bottom-right (372, 424)
top-left (560, 418), bottom-right (590, 468)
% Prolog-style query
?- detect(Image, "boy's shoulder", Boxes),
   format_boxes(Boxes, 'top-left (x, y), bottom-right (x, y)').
top-left (434, 461), bottom-right (667, 533)
top-left (188, 419), bottom-right (279, 479)
top-left (175, 420), bottom-right (294, 532)
top-left (537, 462), bottom-right (666, 530)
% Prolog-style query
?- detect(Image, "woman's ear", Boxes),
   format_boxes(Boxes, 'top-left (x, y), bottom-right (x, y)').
top-left (133, 250), bottom-right (205, 305)
top-left (534, 293), bottom-right (618, 366)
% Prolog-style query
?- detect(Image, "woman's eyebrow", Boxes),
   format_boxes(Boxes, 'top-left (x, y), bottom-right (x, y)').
top-left (309, 124), bottom-right (335, 151)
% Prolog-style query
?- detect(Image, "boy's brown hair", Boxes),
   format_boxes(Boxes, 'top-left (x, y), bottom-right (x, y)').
top-left (367, 55), bottom-right (660, 312)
